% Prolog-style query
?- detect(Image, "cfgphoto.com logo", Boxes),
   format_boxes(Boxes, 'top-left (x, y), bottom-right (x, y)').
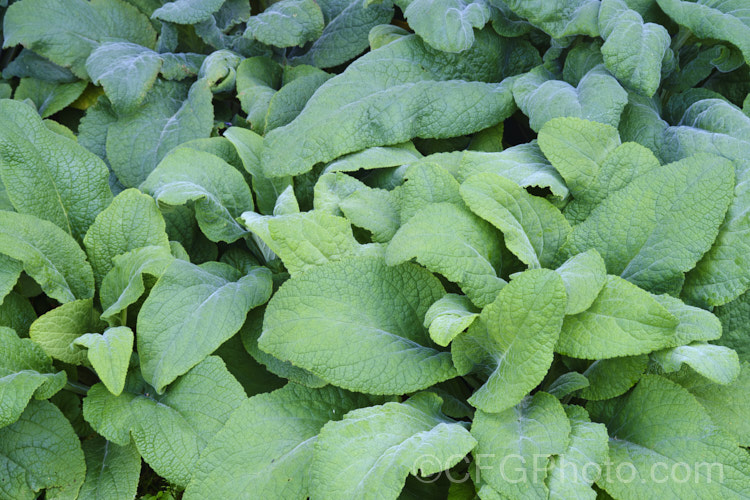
top-left (412, 454), bottom-right (725, 485)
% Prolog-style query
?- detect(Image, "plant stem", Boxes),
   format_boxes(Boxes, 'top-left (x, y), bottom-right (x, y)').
top-left (65, 381), bottom-right (91, 395)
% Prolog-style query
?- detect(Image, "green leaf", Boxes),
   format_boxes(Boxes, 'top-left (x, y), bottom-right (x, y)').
top-left (502, 0), bottom-right (601, 38)
top-left (244, 0), bottom-right (325, 47)
top-left (387, 202), bottom-right (505, 307)
top-left (259, 256), bottom-right (456, 394)
top-left (265, 66), bottom-right (333, 131)
top-left (513, 65), bottom-right (628, 132)
top-left (556, 275), bottom-right (679, 359)
top-left (715, 290), bottom-right (750, 364)
top-left (590, 375), bottom-right (750, 500)
top-left (393, 0), bottom-right (491, 53)
top-left (578, 354), bottom-right (648, 400)
top-left (460, 172), bottom-right (571, 269)
top-left (30, 298), bottom-right (106, 364)
top-left (598, 0), bottom-right (671, 97)
top-left (240, 210), bottom-right (365, 276)
top-left (82, 377), bottom-right (142, 446)
top-left (137, 260), bottom-right (272, 392)
top-left (0, 400), bottom-right (86, 500)
top-left (235, 57), bottom-right (282, 134)
top-left (396, 163), bottom-right (462, 223)
top-left (0, 292), bottom-right (37, 337)
top-left (662, 99), bottom-right (750, 306)
top-left (0, 327), bottom-right (66, 427)
top-left (324, 142), bottom-right (423, 174)
top-left (83, 188), bottom-right (170, 286)
top-left (0, 211), bottom-right (94, 303)
top-left (452, 269), bottom-right (567, 412)
top-left (547, 405), bottom-right (609, 499)
top-left (471, 392), bottom-right (571, 499)
top-left (261, 29), bottom-right (523, 177)
top-left (141, 149), bottom-right (253, 243)
top-left (152, 0), bottom-right (226, 23)
top-left (423, 293), bottom-right (480, 347)
top-left (312, 392), bottom-right (476, 500)
top-left (2, 0), bottom-right (156, 78)
top-left (184, 383), bottom-right (376, 499)
top-left (106, 79), bottom-right (213, 187)
top-left (618, 91), bottom-right (667, 155)
top-left (652, 343), bottom-right (740, 385)
top-left (564, 154), bottom-right (735, 294)
top-left (668, 362), bottom-right (750, 447)
top-left (555, 250), bottom-right (607, 315)
top-left (74, 326), bottom-right (133, 396)
top-left (652, 293), bottom-right (722, 345)
top-left (79, 437), bottom-right (141, 500)
top-left (288, 0), bottom-right (395, 68)
top-left (0, 254), bottom-right (22, 305)
top-left (546, 371), bottom-right (590, 399)
top-left (657, 0), bottom-right (750, 65)
top-left (13, 78), bottom-right (87, 118)
top-left (0, 99), bottom-right (112, 241)
top-left (100, 246), bottom-right (174, 325)
top-left (85, 42), bottom-right (162, 113)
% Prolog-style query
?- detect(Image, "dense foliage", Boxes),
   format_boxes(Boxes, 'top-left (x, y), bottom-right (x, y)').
top-left (1, 0), bottom-right (750, 498)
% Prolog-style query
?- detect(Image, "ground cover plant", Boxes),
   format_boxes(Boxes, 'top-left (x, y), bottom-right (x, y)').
top-left (0, 0), bottom-right (750, 498)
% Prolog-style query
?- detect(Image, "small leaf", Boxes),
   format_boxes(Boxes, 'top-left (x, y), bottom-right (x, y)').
top-left (74, 326), bottom-right (134, 396)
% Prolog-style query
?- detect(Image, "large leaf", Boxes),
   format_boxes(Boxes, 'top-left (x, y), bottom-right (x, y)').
top-left (501, 0), bottom-right (601, 38)
top-left (244, 0), bottom-right (325, 47)
top-left (83, 188), bottom-right (170, 286)
top-left (393, 0), bottom-right (491, 53)
top-left (0, 327), bottom-right (66, 428)
top-left (106, 79), bottom-right (213, 187)
top-left (555, 249), bottom-right (608, 315)
top-left (184, 383), bottom-right (376, 499)
top-left (452, 269), bottom-right (567, 412)
top-left (386, 202), bottom-right (506, 307)
top-left (460, 172), bottom-right (571, 269)
top-left (590, 375), bottom-right (750, 499)
top-left (0, 99), bottom-right (112, 241)
top-left (311, 392), bottom-right (476, 500)
top-left (13, 78), bottom-right (88, 118)
top-left (471, 392), bottom-right (572, 499)
top-left (715, 290), bottom-right (750, 363)
top-left (259, 256), bottom-right (457, 394)
top-left (152, 0), bottom-right (226, 24)
top-left (564, 154), bottom-right (735, 294)
top-left (0, 211), bottom-right (94, 303)
top-left (261, 28), bottom-right (531, 177)
top-left (79, 437), bottom-right (141, 500)
top-left (2, 0), bottom-right (156, 78)
top-left (141, 149), bottom-right (253, 243)
top-left (657, 0), bottom-right (750, 64)
top-left (137, 260), bottom-right (272, 393)
top-left (662, 99), bottom-right (750, 306)
top-left (513, 65), bottom-right (628, 132)
top-left (0, 400), bottom-right (86, 499)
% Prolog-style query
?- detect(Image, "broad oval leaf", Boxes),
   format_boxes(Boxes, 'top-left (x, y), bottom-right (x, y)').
top-left (259, 256), bottom-right (457, 394)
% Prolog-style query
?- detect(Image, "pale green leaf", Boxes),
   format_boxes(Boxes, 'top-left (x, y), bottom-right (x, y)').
top-left (85, 42), bottom-right (162, 113)
top-left (324, 142), bottom-right (422, 174)
top-left (74, 327), bottom-right (133, 396)
top-left (452, 269), bottom-right (567, 412)
top-left (715, 290), bottom-right (750, 364)
top-left (652, 293), bottom-right (722, 345)
top-left (555, 250), bottom-right (607, 315)
top-left (106, 79), bottom-right (213, 187)
top-left (0, 254), bottom-right (22, 305)
top-left (13, 78), bottom-right (87, 118)
top-left (265, 66), bottom-right (333, 131)
top-left (184, 383), bottom-right (375, 499)
top-left (386, 202), bottom-right (506, 307)
top-left (424, 293), bottom-right (480, 347)
top-left (564, 154), bottom-right (735, 294)
top-left (245, 0), bottom-right (325, 47)
top-left (662, 99), bottom-right (750, 306)
top-left (79, 437), bottom-right (141, 500)
top-left (259, 256), bottom-right (456, 394)
top-left (141, 149), bottom-right (253, 243)
top-left (152, 0), bottom-right (226, 24)
top-left (235, 57), bottom-right (281, 134)
top-left (556, 275), bottom-right (678, 359)
top-left (590, 375), bottom-right (750, 500)
top-left (83, 188), bottom-right (170, 286)
top-left (502, 0), bottom-right (601, 38)
top-left (0, 99), bottom-right (112, 241)
top-left (262, 29), bottom-right (524, 177)
top-left (578, 354), bottom-right (648, 400)
top-left (460, 172), bottom-right (571, 269)
top-left (29, 298), bottom-right (106, 365)
top-left (471, 392), bottom-right (570, 499)
top-left (0, 292), bottom-right (37, 337)
top-left (546, 371), bottom-right (590, 399)
top-left (398, 163), bottom-right (463, 223)
top-left (2, 0), bottom-right (156, 78)
top-left (513, 65), bottom-right (628, 132)
top-left (99, 246), bottom-right (174, 325)
top-left (393, 0), bottom-right (491, 53)
top-left (0, 400), bottom-right (86, 500)
top-left (0, 211), bottom-right (94, 303)
top-left (312, 392), bottom-right (476, 500)
top-left (652, 343), bottom-right (740, 385)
